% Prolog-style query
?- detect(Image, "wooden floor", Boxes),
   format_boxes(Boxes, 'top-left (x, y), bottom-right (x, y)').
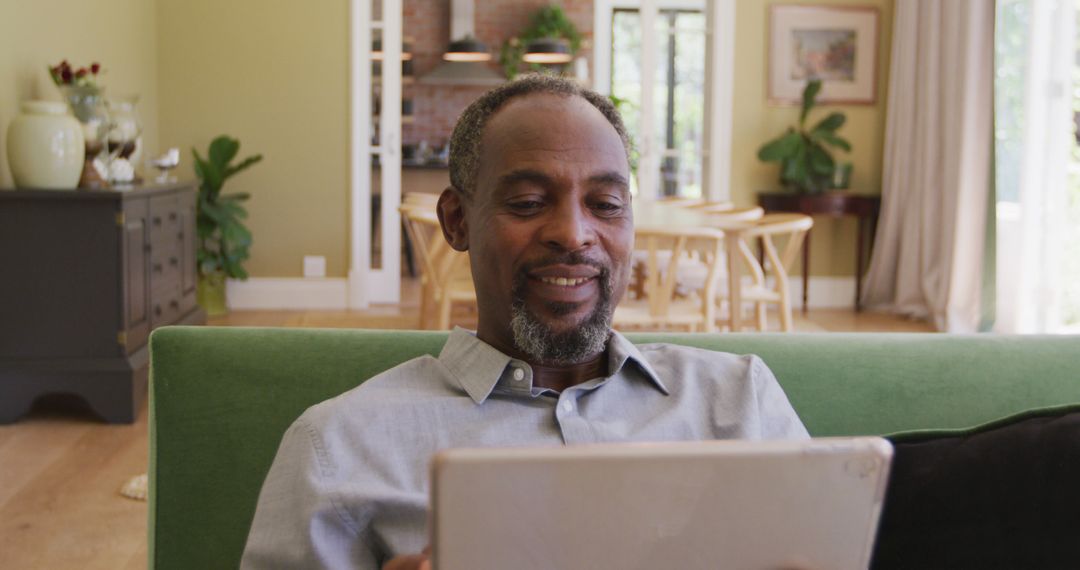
top-left (0, 280), bottom-right (932, 569)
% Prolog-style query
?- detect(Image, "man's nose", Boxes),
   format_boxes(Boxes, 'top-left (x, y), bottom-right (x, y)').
top-left (541, 201), bottom-right (595, 252)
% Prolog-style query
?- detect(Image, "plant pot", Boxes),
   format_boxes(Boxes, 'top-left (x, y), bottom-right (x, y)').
top-left (5, 101), bottom-right (85, 189)
top-left (197, 273), bottom-right (228, 316)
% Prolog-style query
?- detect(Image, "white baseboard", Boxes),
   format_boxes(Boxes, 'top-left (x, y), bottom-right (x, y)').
top-left (226, 278), bottom-right (349, 310)
top-left (226, 276), bottom-right (858, 311)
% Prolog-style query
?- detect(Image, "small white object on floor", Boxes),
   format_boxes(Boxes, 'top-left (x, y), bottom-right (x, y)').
top-left (120, 473), bottom-right (148, 501)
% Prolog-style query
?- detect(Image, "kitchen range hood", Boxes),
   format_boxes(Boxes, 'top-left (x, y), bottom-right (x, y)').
top-left (419, 0), bottom-right (504, 86)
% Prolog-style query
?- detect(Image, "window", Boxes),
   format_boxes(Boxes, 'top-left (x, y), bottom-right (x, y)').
top-left (611, 8), bottom-right (705, 198)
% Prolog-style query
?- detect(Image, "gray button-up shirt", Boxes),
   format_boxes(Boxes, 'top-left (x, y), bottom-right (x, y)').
top-left (241, 328), bottom-right (808, 569)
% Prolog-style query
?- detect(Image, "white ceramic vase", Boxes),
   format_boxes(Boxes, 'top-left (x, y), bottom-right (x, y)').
top-left (6, 100), bottom-right (85, 189)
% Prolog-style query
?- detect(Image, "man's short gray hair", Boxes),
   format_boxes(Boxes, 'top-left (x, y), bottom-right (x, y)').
top-left (448, 74), bottom-right (632, 199)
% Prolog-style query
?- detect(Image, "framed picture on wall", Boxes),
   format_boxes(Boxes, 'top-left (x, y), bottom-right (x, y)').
top-left (768, 5), bottom-right (879, 105)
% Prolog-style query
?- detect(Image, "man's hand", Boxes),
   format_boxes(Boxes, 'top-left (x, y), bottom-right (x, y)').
top-left (382, 546), bottom-right (431, 570)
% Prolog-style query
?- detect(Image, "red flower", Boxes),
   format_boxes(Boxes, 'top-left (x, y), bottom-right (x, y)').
top-left (90, 62), bottom-right (100, 74)
top-left (75, 68), bottom-right (88, 79)
top-left (61, 68), bottom-right (72, 83)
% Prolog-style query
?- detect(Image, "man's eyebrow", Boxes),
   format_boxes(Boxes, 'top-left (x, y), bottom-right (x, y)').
top-left (588, 171), bottom-right (630, 189)
top-left (496, 169), bottom-right (552, 189)
top-left (494, 169), bottom-right (629, 191)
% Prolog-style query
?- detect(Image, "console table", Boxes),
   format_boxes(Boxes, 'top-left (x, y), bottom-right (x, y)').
top-left (0, 182), bottom-right (206, 423)
top-left (757, 192), bottom-right (881, 312)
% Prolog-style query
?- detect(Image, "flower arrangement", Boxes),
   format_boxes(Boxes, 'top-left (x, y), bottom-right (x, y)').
top-left (48, 60), bottom-right (103, 88)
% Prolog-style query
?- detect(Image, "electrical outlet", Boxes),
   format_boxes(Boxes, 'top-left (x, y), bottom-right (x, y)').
top-left (303, 255), bottom-right (326, 278)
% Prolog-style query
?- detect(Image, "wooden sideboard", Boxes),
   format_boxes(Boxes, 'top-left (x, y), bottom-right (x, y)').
top-left (757, 191), bottom-right (881, 312)
top-left (0, 182), bottom-right (206, 423)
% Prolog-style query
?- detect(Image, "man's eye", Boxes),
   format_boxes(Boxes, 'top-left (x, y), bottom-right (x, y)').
top-left (592, 202), bottom-right (624, 216)
top-left (508, 200), bottom-right (543, 214)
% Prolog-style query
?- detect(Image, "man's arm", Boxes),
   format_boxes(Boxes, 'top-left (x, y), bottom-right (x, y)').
top-left (750, 356), bottom-right (811, 439)
top-left (241, 417), bottom-right (379, 569)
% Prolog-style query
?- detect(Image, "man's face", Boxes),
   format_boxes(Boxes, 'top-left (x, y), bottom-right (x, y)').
top-left (440, 93), bottom-right (633, 364)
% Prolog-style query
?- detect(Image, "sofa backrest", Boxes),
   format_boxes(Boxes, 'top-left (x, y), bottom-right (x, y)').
top-left (148, 326), bottom-right (1080, 569)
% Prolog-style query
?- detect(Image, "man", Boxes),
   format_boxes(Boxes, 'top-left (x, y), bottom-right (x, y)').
top-left (241, 75), bottom-right (807, 570)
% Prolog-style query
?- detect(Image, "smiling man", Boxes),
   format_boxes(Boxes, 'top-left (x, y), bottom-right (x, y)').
top-left (241, 75), bottom-right (807, 570)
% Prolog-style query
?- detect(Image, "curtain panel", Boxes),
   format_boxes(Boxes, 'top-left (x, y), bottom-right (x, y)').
top-left (861, 0), bottom-right (995, 332)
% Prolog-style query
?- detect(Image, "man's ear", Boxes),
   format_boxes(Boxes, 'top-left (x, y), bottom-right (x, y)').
top-left (437, 187), bottom-right (469, 252)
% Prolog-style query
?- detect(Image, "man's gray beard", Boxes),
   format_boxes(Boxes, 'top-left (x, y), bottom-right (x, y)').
top-left (509, 273), bottom-right (614, 366)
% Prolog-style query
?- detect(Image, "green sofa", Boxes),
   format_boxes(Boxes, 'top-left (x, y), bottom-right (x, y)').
top-left (148, 327), bottom-right (1080, 569)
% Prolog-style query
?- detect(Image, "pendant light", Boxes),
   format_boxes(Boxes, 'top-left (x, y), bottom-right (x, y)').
top-left (522, 38), bottom-right (572, 64)
top-left (443, 36), bottom-right (491, 62)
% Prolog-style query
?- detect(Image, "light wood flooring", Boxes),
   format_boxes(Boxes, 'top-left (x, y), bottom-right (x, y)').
top-left (0, 280), bottom-right (932, 569)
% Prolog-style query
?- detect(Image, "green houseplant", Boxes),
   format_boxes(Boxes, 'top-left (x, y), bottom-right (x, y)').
top-left (757, 79), bottom-right (851, 194)
top-left (193, 135), bottom-right (263, 315)
top-left (500, 5), bottom-right (582, 79)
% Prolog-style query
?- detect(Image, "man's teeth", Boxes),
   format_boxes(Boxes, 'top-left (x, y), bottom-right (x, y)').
top-left (540, 276), bottom-right (590, 286)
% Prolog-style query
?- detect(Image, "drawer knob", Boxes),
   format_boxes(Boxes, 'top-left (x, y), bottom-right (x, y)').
top-left (153, 216), bottom-right (162, 226)
top-left (154, 305), bottom-right (162, 316)
top-left (153, 263), bottom-right (163, 272)
top-left (169, 257), bottom-right (179, 267)
top-left (169, 300), bottom-right (180, 309)
top-left (169, 212), bottom-right (178, 221)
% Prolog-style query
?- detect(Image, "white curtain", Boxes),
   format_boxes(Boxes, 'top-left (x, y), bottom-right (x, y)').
top-left (994, 0), bottom-right (1076, 333)
top-left (860, 0), bottom-right (995, 332)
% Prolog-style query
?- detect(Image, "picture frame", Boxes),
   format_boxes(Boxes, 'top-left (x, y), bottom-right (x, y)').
top-left (768, 5), bottom-right (880, 105)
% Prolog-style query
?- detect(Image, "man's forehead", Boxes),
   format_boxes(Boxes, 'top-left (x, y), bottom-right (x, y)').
top-left (477, 93), bottom-right (628, 181)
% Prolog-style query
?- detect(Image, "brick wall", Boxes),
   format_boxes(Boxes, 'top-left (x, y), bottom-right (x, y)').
top-left (402, 0), bottom-right (594, 146)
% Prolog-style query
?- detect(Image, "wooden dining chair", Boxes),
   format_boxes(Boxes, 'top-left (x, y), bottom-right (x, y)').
top-left (719, 213), bottom-right (813, 332)
top-left (660, 205), bottom-right (764, 297)
top-left (656, 195), bottom-right (707, 208)
top-left (699, 204), bottom-right (765, 222)
top-left (614, 226), bottom-right (726, 332)
top-left (399, 204), bottom-right (476, 329)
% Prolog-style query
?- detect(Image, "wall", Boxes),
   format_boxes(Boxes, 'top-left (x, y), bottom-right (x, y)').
top-left (153, 0), bottom-right (890, 281)
top-left (731, 0), bottom-right (894, 277)
top-left (157, 0), bottom-right (350, 279)
top-left (0, 0), bottom-right (160, 188)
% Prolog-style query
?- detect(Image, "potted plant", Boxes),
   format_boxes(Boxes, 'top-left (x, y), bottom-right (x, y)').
top-left (193, 135), bottom-right (262, 315)
top-left (499, 5), bottom-right (582, 79)
top-left (757, 79), bottom-right (852, 194)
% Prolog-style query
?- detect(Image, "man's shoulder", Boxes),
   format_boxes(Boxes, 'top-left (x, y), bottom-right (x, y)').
top-left (299, 353), bottom-right (454, 428)
top-left (633, 341), bottom-right (757, 368)
top-left (628, 341), bottom-right (765, 390)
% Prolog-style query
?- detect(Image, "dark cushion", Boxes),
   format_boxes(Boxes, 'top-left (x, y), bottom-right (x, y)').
top-left (871, 405), bottom-right (1080, 569)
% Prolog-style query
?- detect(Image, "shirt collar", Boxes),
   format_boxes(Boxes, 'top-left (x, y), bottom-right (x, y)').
top-left (439, 327), bottom-right (669, 404)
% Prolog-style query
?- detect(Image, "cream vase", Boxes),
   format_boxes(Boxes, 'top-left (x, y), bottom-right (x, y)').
top-left (6, 101), bottom-right (84, 189)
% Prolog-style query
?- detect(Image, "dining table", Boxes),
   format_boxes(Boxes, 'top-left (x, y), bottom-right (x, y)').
top-left (632, 200), bottom-right (757, 332)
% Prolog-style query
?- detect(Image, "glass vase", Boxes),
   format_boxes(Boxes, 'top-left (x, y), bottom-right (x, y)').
top-left (106, 94), bottom-right (143, 184)
top-left (61, 85), bottom-right (110, 188)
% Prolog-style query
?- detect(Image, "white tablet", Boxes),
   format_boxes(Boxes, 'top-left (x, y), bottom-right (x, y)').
top-left (431, 437), bottom-right (892, 570)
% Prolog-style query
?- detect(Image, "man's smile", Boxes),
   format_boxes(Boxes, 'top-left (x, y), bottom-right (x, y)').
top-left (524, 263), bottom-right (604, 305)
top-left (538, 276), bottom-right (592, 286)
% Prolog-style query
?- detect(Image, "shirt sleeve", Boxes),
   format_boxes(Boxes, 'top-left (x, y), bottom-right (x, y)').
top-left (240, 416), bottom-right (380, 570)
top-left (749, 356), bottom-right (811, 439)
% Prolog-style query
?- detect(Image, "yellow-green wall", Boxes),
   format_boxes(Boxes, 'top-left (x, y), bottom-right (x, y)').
top-left (0, 0), bottom-right (160, 188)
top-left (732, 0), bottom-right (894, 276)
top-left (2, 0), bottom-right (890, 280)
top-left (157, 0), bottom-right (350, 278)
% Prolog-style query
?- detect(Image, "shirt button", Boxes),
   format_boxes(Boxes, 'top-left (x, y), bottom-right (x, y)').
top-left (512, 368), bottom-right (525, 382)
top-left (561, 400), bottom-right (574, 413)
